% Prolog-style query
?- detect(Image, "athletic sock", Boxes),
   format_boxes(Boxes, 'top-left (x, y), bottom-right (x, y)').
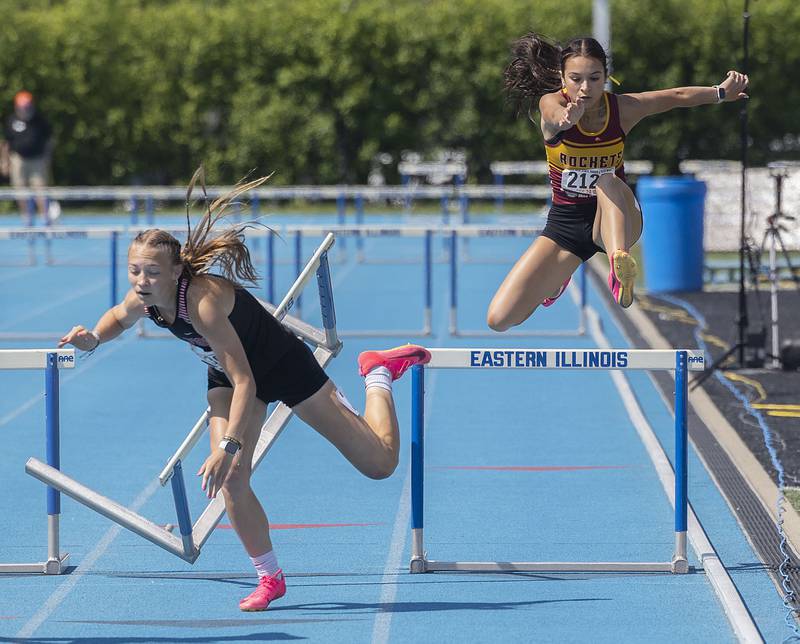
top-left (250, 549), bottom-right (280, 578)
top-left (364, 366), bottom-right (392, 392)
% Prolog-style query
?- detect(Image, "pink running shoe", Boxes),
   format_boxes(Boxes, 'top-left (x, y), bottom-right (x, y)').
top-left (239, 570), bottom-right (286, 612)
top-left (608, 250), bottom-right (637, 309)
top-left (358, 344), bottom-right (431, 379)
top-left (542, 277), bottom-right (571, 307)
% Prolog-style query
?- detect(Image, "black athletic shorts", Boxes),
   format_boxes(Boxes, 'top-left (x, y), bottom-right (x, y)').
top-left (541, 201), bottom-right (605, 262)
top-left (207, 338), bottom-right (329, 407)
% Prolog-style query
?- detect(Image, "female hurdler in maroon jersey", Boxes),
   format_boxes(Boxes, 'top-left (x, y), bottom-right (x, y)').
top-left (487, 34), bottom-right (748, 329)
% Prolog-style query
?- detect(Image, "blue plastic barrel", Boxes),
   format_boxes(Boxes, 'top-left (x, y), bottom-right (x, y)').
top-left (637, 175), bottom-right (706, 292)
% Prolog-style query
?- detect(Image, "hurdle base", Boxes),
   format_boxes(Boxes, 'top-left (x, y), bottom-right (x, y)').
top-left (671, 555), bottom-right (689, 574)
top-left (410, 556), bottom-right (427, 574)
top-left (409, 560), bottom-right (685, 574)
top-left (0, 553), bottom-right (70, 575)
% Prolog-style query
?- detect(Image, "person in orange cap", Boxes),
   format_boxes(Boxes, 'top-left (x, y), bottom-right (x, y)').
top-left (1, 91), bottom-right (56, 256)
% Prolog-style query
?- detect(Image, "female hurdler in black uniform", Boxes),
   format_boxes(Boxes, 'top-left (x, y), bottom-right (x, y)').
top-left (59, 173), bottom-right (429, 611)
top-left (487, 34), bottom-right (748, 330)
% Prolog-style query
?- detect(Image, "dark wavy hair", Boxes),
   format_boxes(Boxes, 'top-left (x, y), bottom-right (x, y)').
top-left (503, 33), bottom-right (608, 116)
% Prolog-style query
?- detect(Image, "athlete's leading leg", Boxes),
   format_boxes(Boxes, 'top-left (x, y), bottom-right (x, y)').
top-left (593, 174), bottom-right (643, 308)
top-left (593, 173), bottom-right (643, 253)
top-left (486, 236), bottom-right (582, 332)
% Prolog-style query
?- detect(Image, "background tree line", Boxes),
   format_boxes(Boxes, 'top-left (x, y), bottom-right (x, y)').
top-left (0, 0), bottom-right (794, 185)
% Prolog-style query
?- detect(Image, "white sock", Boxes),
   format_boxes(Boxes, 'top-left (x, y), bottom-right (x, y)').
top-left (250, 549), bottom-right (280, 578)
top-left (364, 366), bottom-right (392, 392)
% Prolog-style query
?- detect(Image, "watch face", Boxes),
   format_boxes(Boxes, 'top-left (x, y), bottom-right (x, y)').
top-left (221, 440), bottom-right (239, 455)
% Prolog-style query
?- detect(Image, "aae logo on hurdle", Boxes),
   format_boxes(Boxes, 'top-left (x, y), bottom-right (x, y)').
top-left (687, 354), bottom-right (705, 367)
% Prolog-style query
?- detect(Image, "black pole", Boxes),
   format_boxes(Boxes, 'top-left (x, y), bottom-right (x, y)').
top-left (737, 0), bottom-right (751, 366)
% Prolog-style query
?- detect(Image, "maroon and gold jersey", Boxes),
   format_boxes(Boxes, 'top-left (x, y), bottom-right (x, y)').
top-left (544, 91), bottom-right (627, 205)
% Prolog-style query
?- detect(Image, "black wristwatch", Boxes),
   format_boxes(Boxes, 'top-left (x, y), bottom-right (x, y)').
top-left (218, 436), bottom-right (242, 455)
top-left (713, 85), bottom-right (726, 103)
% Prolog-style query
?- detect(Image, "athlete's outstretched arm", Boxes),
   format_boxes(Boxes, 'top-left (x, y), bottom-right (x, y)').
top-left (58, 289), bottom-right (145, 351)
top-left (619, 70), bottom-right (749, 132)
top-left (538, 91), bottom-right (583, 140)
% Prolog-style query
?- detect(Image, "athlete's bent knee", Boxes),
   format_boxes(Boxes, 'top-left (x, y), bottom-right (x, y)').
top-left (364, 452), bottom-right (398, 480)
top-left (221, 467), bottom-right (252, 497)
top-left (486, 306), bottom-right (514, 332)
top-left (596, 172), bottom-right (625, 193)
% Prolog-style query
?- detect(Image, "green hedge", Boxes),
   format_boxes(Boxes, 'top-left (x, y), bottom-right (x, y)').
top-left (0, 0), bottom-right (794, 184)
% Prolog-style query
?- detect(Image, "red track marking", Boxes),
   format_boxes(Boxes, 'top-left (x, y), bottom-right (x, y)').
top-left (432, 465), bottom-right (633, 472)
top-left (218, 522), bottom-right (381, 530)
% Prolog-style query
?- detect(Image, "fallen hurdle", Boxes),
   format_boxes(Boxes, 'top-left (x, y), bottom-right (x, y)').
top-left (25, 234), bottom-right (341, 564)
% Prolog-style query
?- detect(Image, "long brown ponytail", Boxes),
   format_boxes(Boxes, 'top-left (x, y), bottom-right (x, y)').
top-left (131, 167), bottom-right (272, 286)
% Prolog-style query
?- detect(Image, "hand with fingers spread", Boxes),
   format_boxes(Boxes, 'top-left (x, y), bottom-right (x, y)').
top-left (58, 325), bottom-right (100, 351)
top-left (557, 97), bottom-right (586, 130)
top-left (198, 448), bottom-right (234, 499)
top-left (718, 70), bottom-right (749, 101)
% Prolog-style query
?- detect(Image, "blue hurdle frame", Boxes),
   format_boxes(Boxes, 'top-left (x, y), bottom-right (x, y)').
top-left (409, 348), bottom-right (700, 574)
top-left (25, 235), bottom-right (342, 565)
top-left (0, 349), bottom-right (74, 574)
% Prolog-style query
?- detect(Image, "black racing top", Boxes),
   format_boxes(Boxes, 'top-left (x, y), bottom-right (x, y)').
top-left (3, 112), bottom-right (52, 158)
top-left (145, 274), bottom-right (298, 376)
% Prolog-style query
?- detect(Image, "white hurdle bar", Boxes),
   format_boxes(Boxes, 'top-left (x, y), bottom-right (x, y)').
top-left (409, 347), bottom-right (704, 574)
top-left (0, 349), bottom-right (75, 574)
top-left (25, 234), bottom-right (342, 564)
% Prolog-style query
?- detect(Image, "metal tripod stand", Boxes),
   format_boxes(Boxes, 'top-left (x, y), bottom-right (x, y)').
top-left (760, 162), bottom-right (800, 368)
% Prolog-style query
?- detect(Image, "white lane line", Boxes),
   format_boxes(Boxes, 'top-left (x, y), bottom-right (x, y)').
top-left (370, 468), bottom-right (412, 644)
top-left (371, 306), bottom-right (447, 644)
top-left (584, 303), bottom-right (762, 643)
top-left (15, 479), bottom-right (161, 640)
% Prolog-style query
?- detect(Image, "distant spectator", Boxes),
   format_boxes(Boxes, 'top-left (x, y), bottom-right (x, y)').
top-left (1, 91), bottom-right (54, 225)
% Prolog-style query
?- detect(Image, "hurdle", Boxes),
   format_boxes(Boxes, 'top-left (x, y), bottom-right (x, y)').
top-left (447, 228), bottom-right (588, 337)
top-left (0, 349), bottom-right (74, 574)
top-left (0, 227), bottom-right (123, 341)
top-left (409, 347), bottom-right (703, 574)
top-left (25, 234), bottom-right (341, 565)
top-left (281, 225), bottom-right (433, 337)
